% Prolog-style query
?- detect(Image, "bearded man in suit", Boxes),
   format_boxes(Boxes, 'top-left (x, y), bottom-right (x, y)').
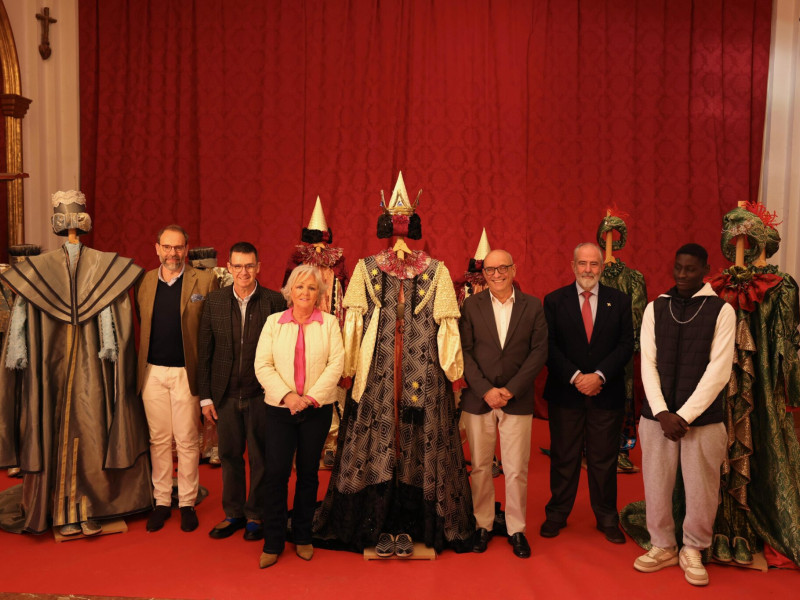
top-left (540, 242), bottom-right (634, 544)
top-left (460, 249), bottom-right (548, 559)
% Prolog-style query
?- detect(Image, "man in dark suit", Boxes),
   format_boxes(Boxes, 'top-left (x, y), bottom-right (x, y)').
top-left (198, 241), bottom-right (286, 541)
top-left (137, 224), bottom-right (219, 533)
top-left (460, 249), bottom-right (548, 558)
top-left (541, 242), bottom-right (634, 544)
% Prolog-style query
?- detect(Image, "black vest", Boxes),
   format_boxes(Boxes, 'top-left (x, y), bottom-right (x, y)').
top-left (642, 291), bottom-right (726, 426)
top-left (147, 275), bottom-right (185, 367)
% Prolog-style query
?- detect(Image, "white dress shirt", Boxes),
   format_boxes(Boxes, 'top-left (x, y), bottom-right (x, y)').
top-left (490, 288), bottom-right (516, 348)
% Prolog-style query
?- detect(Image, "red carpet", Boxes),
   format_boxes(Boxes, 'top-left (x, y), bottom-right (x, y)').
top-left (1, 419), bottom-right (797, 599)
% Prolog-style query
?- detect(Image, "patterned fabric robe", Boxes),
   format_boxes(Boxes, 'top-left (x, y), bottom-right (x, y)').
top-left (0, 245), bottom-right (152, 533)
top-left (314, 250), bottom-right (474, 552)
top-left (741, 265), bottom-right (800, 564)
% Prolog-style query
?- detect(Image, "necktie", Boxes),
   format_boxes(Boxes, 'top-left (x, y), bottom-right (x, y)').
top-left (581, 291), bottom-right (593, 342)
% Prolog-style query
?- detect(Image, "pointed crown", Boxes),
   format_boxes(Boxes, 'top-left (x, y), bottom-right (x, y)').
top-left (473, 228), bottom-right (491, 261)
top-left (307, 196), bottom-right (329, 231)
top-left (381, 171), bottom-right (421, 216)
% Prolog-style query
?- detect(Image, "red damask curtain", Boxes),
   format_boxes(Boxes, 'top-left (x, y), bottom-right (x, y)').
top-left (79, 0), bottom-right (771, 299)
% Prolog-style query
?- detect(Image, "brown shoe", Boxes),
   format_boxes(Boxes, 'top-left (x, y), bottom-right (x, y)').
top-left (259, 552), bottom-right (279, 569)
top-left (296, 544), bottom-right (314, 561)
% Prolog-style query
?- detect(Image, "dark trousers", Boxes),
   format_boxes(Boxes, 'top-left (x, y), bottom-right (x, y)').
top-left (545, 401), bottom-right (623, 527)
top-left (262, 403), bottom-right (333, 554)
top-left (217, 394), bottom-right (267, 521)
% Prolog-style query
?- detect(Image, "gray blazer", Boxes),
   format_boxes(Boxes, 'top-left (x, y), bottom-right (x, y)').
top-left (459, 289), bottom-right (548, 415)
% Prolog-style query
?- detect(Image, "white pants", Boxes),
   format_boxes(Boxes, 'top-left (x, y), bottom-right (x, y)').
top-left (142, 364), bottom-right (200, 507)
top-left (639, 417), bottom-right (726, 550)
top-left (462, 409), bottom-right (532, 535)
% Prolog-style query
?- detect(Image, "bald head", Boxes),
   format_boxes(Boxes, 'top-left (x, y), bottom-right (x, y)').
top-left (485, 249), bottom-right (513, 266)
top-left (483, 249), bottom-right (516, 301)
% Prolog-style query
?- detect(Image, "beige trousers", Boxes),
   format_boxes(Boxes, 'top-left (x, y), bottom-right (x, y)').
top-left (462, 409), bottom-right (532, 535)
top-left (142, 364), bottom-right (200, 507)
top-left (639, 417), bottom-right (726, 550)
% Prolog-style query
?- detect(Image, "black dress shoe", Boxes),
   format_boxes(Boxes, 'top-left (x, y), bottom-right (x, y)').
top-left (208, 517), bottom-right (246, 539)
top-left (472, 528), bottom-right (491, 553)
top-left (180, 506), bottom-right (199, 532)
top-left (146, 505), bottom-right (172, 532)
top-left (539, 519), bottom-right (565, 538)
top-left (508, 532), bottom-right (531, 558)
top-left (243, 521), bottom-right (264, 541)
top-left (597, 524), bottom-right (626, 544)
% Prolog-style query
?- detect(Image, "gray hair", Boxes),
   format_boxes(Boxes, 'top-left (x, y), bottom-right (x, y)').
top-left (282, 264), bottom-right (327, 307)
top-left (573, 242), bottom-right (603, 263)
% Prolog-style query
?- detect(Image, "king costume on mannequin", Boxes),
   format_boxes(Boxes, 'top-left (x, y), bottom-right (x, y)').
top-left (314, 173), bottom-right (475, 555)
top-left (0, 191), bottom-right (152, 535)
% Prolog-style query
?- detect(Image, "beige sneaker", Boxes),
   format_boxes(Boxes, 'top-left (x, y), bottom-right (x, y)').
top-left (634, 545), bottom-right (679, 572)
top-left (679, 547), bottom-right (709, 586)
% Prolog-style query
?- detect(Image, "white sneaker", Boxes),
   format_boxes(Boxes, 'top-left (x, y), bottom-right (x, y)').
top-left (679, 547), bottom-right (709, 586)
top-left (633, 545), bottom-right (679, 572)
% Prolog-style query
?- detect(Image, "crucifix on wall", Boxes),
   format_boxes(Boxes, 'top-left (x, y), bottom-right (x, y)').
top-left (36, 7), bottom-right (57, 60)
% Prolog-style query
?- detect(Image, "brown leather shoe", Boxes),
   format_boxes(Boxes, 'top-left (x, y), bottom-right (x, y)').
top-left (296, 544), bottom-right (314, 561)
top-left (259, 552), bottom-right (279, 569)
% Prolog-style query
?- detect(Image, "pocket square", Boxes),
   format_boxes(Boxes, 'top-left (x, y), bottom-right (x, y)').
top-left (190, 293), bottom-right (205, 302)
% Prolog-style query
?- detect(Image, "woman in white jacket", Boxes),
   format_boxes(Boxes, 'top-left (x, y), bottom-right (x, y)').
top-left (254, 264), bottom-right (344, 569)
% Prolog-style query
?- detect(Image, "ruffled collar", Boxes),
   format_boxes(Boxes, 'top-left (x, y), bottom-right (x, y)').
top-left (374, 249), bottom-right (430, 279)
top-left (291, 243), bottom-right (344, 269)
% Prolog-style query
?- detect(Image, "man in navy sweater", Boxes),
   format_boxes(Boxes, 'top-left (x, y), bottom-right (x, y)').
top-left (137, 225), bottom-right (218, 533)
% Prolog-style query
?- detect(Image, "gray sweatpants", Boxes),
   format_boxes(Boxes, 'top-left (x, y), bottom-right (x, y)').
top-left (639, 418), bottom-right (726, 550)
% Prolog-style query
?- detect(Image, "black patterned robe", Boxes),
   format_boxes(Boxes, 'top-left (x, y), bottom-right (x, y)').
top-left (314, 251), bottom-right (474, 552)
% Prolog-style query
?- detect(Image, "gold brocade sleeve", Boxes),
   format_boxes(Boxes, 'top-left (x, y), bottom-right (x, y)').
top-left (437, 317), bottom-right (463, 382)
top-left (342, 260), bottom-right (371, 389)
top-left (432, 263), bottom-right (463, 382)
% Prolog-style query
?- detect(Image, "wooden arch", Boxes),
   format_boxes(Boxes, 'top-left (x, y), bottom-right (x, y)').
top-left (0, 0), bottom-right (30, 246)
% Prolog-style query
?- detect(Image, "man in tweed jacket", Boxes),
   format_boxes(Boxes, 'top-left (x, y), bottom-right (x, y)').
top-left (198, 241), bottom-right (286, 541)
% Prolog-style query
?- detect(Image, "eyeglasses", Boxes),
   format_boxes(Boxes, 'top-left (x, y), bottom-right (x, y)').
top-left (159, 244), bottom-right (186, 253)
top-left (483, 264), bottom-right (513, 276)
top-left (229, 264), bottom-right (258, 273)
